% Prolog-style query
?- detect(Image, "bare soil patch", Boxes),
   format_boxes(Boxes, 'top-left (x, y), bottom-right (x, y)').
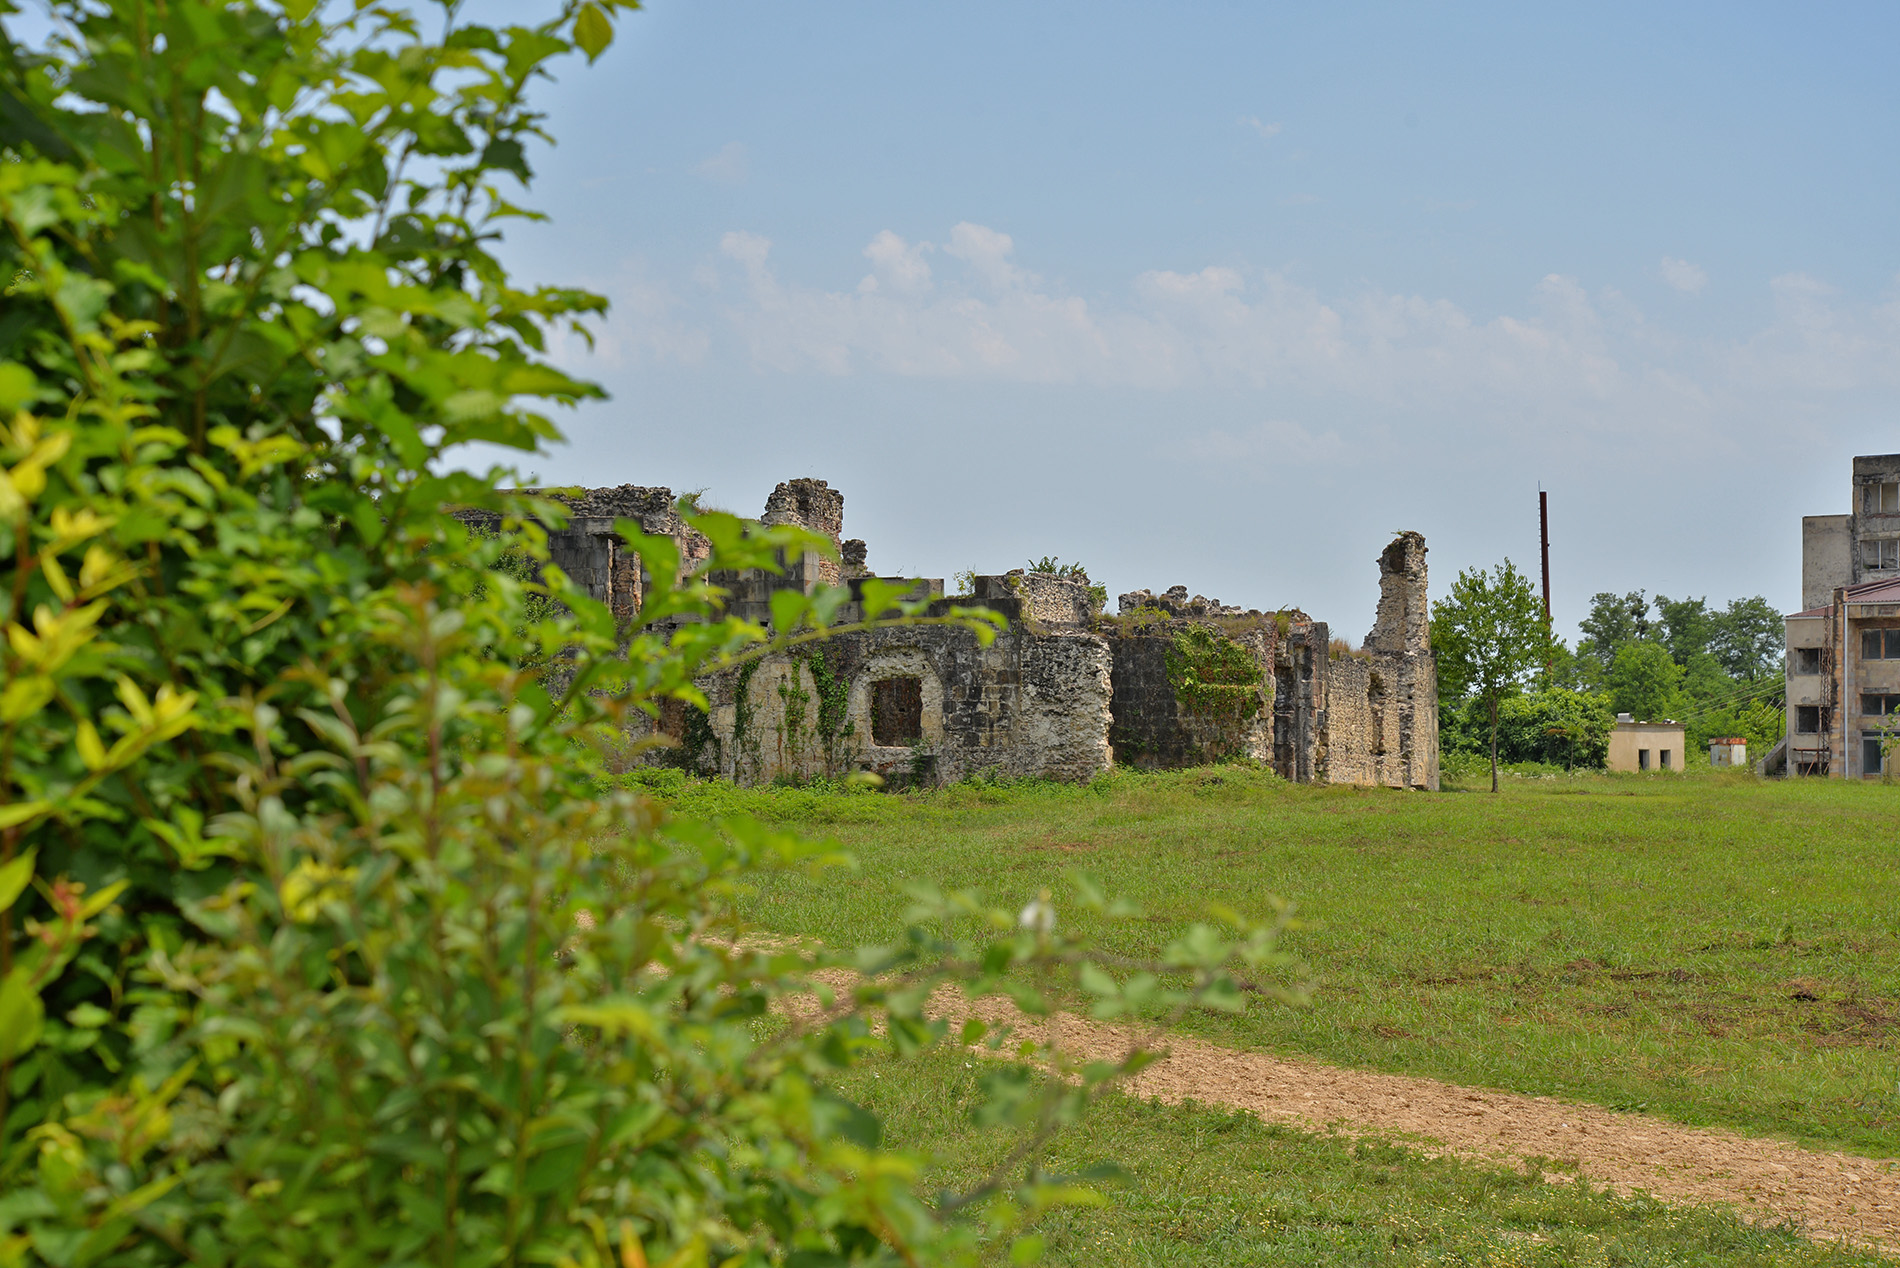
top-left (927, 990), bottom-right (1900, 1253)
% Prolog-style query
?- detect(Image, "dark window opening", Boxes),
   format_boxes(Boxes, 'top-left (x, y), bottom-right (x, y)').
top-left (1367, 673), bottom-right (1387, 756)
top-left (1860, 628), bottom-right (1900, 659)
top-left (1796, 706), bottom-right (1821, 734)
top-left (1861, 693), bottom-right (1900, 717)
top-left (1638, 748), bottom-right (1650, 771)
top-left (871, 676), bottom-right (924, 746)
top-left (658, 697), bottom-right (687, 740)
top-left (1793, 647), bottom-right (1821, 675)
top-left (1863, 736), bottom-right (1886, 776)
top-left (1659, 749), bottom-right (1671, 770)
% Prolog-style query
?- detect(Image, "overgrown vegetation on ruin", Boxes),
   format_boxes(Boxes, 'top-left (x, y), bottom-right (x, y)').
top-left (1165, 626), bottom-right (1268, 727)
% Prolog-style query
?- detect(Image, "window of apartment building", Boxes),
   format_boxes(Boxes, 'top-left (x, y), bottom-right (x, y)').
top-left (1867, 539), bottom-right (1900, 570)
top-left (1860, 628), bottom-right (1900, 659)
top-left (1638, 748), bottom-right (1650, 770)
top-left (1863, 734), bottom-right (1886, 776)
top-left (1793, 647), bottom-right (1822, 674)
top-left (1796, 705), bottom-right (1821, 734)
top-left (1862, 693), bottom-right (1900, 716)
top-left (1868, 481), bottom-right (1900, 514)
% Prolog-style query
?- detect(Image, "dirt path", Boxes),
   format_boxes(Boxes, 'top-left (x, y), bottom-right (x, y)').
top-left (924, 990), bottom-right (1900, 1253)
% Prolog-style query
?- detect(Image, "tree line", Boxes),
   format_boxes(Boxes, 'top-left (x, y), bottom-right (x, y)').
top-left (1433, 563), bottom-right (1785, 789)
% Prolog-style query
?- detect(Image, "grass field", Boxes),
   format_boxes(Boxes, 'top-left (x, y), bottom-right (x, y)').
top-left (833, 1044), bottom-right (1888, 1267)
top-left (647, 766), bottom-right (1900, 1159)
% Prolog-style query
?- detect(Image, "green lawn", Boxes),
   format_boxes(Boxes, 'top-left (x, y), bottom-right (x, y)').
top-left (649, 766), bottom-right (1900, 1157)
top-left (836, 1043), bottom-right (1887, 1267)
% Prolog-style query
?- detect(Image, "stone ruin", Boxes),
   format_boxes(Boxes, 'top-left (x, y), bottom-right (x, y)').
top-left (473, 478), bottom-right (1437, 791)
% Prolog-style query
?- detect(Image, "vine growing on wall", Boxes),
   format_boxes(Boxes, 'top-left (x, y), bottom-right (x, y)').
top-left (804, 647), bottom-right (853, 744)
top-left (730, 657), bottom-right (763, 781)
top-left (1166, 625), bottom-right (1267, 727)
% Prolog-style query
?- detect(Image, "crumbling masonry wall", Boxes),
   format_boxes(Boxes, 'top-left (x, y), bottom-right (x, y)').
top-left (1314, 533), bottom-right (1436, 790)
top-left (464, 478), bottom-right (1433, 791)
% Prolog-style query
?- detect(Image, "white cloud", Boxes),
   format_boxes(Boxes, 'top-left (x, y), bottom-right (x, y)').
top-left (694, 141), bottom-right (749, 186)
top-left (1660, 256), bottom-right (1707, 294)
top-left (547, 262), bottom-right (709, 370)
top-left (859, 230), bottom-right (933, 296)
top-left (1184, 418), bottom-right (1346, 466)
top-left (1239, 115), bottom-right (1282, 141)
top-left (579, 223), bottom-right (1900, 457)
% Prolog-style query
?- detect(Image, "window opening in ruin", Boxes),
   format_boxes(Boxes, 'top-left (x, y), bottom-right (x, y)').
top-left (1859, 628), bottom-right (1900, 659)
top-left (870, 676), bottom-right (924, 746)
top-left (1659, 749), bottom-right (1671, 769)
top-left (1638, 749), bottom-right (1650, 770)
top-left (1861, 693), bottom-right (1900, 716)
top-left (1868, 540), bottom-right (1900, 570)
top-left (1367, 673), bottom-right (1387, 756)
top-left (1869, 482), bottom-right (1900, 514)
top-left (1796, 705), bottom-right (1821, 734)
top-left (1793, 647), bottom-right (1821, 675)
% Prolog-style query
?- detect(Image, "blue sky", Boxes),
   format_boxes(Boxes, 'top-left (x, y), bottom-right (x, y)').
top-left (492, 1), bottom-right (1900, 640)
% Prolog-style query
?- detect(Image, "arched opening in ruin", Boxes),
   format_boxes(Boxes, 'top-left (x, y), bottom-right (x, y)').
top-left (871, 676), bottom-right (924, 746)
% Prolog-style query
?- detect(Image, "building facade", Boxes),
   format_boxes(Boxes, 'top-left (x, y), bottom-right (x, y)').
top-left (1780, 453), bottom-right (1900, 778)
top-left (1607, 717), bottom-right (1685, 773)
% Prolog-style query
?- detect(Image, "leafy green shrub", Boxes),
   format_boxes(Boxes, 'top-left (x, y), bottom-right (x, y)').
top-left (0, 3), bottom-right (1299, 1264)
top-left (1441, 688), bottom-right (1615, 770)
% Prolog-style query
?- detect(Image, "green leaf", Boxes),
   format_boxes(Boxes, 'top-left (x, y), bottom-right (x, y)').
top-left (0, 361), bottom-right (35, 414)
top-left (574, 4), bottom-right (615, 62)
top-left (0, 848), bottom-right (35, 911)
top-left (0, 968), bottom-right (44, 1061)
top-left (0, 801), bottom-right (48, 830)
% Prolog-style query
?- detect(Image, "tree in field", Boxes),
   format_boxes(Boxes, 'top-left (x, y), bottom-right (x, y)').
top-left (1576, 589), bottom-right (1652, 676)
top-left (0, 4), bottom-right (1301, 1262)
top-left (1432, 560), bottom-right (1552, 791)
top-left (1653, 593), bottom-right (1715, 665)
top-left (1607, 640), bottom-right (1687, 722)
top-left (1710, 595), bottom-right (1786, 680)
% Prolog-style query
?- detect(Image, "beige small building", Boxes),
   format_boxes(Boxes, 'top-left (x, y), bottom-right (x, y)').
top-left (1709, 737), bottom-right (1748, 767)
top-left (1608, 715), bottom-right (1686, 773)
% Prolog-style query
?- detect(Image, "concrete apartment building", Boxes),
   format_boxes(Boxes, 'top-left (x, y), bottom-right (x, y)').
top-left (1778, 453), bottom-right (1900, 777)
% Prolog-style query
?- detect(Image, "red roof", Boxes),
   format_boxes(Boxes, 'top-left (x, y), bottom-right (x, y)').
top-left (1845, 576), bottom-right (1900, 603)
top-left (1785, 576), bottom-right (1900, 618)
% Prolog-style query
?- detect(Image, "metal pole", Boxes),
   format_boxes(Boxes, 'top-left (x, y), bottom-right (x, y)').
top-left (1539, 489), bottom-right (1552, 624)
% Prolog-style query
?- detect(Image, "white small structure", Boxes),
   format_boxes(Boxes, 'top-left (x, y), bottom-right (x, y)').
top-left (1709, 736), bottom-right (1748, 768)
top-left (1608, 714), bottom-right (1686, 773)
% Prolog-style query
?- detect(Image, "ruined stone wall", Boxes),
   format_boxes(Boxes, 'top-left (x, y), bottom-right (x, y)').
top-left (763, 477), bottom-right (846, 589)
top-left (470, 474), bottom-right (1433, 793)
top-left (1103, 609), bottom-right (1276, 770)
top-left (1272, 616), bottom-right (1328, 784)
top-left (1318, 531), bottom-right (1438, 790)
top-left (678, 595), bottom-right (1111, 787)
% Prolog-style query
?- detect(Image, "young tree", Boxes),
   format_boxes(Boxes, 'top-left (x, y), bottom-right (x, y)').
top-left (1432, 560), bottom-right (1551, 791)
